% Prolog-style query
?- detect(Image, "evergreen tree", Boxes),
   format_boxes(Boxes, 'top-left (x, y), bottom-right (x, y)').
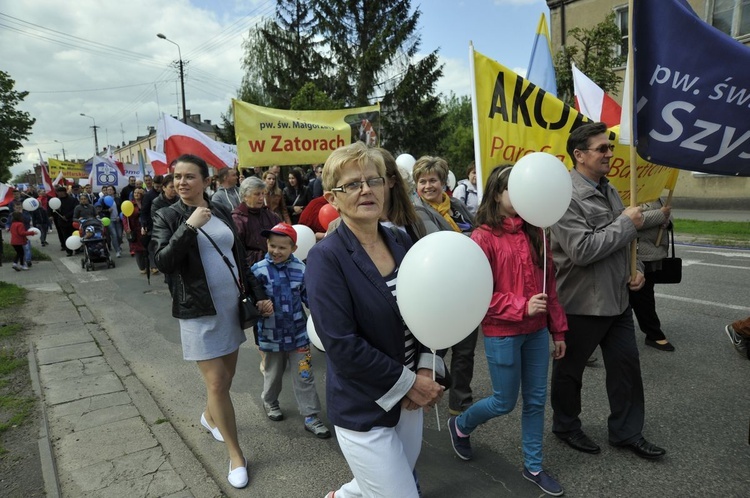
top-left (554, 12), bottom-right (625, 106)
top-left (0, 70), bottom-right (35, 182)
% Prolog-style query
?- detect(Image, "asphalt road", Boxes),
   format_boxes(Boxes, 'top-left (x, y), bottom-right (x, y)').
top-left (43, 241), bottom-right (750, 497)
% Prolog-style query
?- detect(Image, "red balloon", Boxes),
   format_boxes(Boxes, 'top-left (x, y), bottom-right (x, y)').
top-left (72, 221), bottom-right (80, 229)
top-left (318, 203), bottom-right (340, 230)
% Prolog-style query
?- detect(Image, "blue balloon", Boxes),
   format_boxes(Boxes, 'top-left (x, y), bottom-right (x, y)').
top-left (103, 195), bottom-right (114, 207)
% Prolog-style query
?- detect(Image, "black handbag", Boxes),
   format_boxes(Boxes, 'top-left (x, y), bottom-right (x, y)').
top-left (650, 224), bottom-right (682, 284)
top-left (199, 227), bottom-right (261, 329)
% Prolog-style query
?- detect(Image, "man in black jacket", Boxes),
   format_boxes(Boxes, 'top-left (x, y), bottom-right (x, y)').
top-left (52, 186), bottom-right (78, 256)
top-left (140, 175), bottom-right (163, 273)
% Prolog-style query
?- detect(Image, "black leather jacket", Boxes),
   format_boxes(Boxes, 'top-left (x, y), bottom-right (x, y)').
top-left (150, 195), bottom-right (267, 319)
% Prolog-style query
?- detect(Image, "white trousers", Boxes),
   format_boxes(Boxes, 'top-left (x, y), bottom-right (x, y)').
top-left (333, 407), bottom-right (422, 498)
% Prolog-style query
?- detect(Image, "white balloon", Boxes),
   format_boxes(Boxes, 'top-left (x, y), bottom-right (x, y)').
top-left (22, 198), bottom-right (40, 211)
top-left (65, 235), bottom-right (82, 250)
top-left (397, 231), bottom-right (493, 350)
top-left (395, 153), bottom-right (416, 171)
top-left (306, 315), bottom-right (325, 352)
top-left (508, 152), bottom-right (573, 228)
top-left (447, 170), bottom-right (457, 190)
top-left (293, 224), bottom-right (316, 260)
top-left (27, 227), bottom-right (41, 241)
top-left (48, 197), bottom-right (61, 210)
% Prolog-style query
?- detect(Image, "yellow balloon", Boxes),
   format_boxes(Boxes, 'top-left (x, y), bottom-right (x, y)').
top-left (72, 230), bottom-right (80, 237)
top-left (121, 200), bottom-right (134, 217)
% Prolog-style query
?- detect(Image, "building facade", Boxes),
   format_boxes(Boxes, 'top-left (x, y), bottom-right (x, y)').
top-left (545, 0), bottom-right (750, 208)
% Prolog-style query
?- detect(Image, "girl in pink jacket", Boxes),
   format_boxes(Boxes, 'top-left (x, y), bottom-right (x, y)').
top-left (448, 165), bottom-right (567, 497)
top-left (10, 211), bottom-right (34, 271)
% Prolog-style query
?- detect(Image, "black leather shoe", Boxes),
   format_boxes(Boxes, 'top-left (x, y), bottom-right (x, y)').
top-left (615, 437), bottom-right (666, 459)
top-left (556, 431), bottom-right (601, 454)
top-left (645, 339), bottom-right (675, 351)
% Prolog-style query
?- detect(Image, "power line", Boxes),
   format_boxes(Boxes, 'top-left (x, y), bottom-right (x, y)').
top-left (27, 81), bottom-right (173, 94)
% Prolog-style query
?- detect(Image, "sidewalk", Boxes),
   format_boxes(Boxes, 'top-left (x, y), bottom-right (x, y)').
top-left (4, 259), bottom-right (221, 498)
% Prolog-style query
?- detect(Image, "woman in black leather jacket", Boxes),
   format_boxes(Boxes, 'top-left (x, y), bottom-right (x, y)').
top-left (151, 154), bottom-right (273, 489)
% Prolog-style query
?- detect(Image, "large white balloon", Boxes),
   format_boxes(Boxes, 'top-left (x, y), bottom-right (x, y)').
top-left (397, 232), bottom-right (493, 350)
top-left (306, 315), bottom-right (325, 352)
top-left (293, 224), bottom-right (316, 260)
top-left (508, 152), bottom-right (572, 228)
top-left (447, 170), bottom-right (457, 190)
top-left (65, 235), bottom-right (82, 251)
top-left (395, 153), bottom-right (416, 171)
top-left (22, 198), bottom-right (40, 211)
top-left (48, 197), bottom-right (61, 210)
top-left (27, 227), bottom-right (41, 241)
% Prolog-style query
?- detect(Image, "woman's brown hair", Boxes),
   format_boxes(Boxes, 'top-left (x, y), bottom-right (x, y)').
top-left (475, 165), bottom-right (544, 267)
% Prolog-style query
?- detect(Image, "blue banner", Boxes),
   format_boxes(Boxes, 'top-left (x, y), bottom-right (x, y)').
top-left (633, 0), bottom-right (750, 176)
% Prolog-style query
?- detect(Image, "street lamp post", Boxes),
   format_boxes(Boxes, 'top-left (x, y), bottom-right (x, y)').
top-left (157, 33), bottom-right (187, 123)
top-left (80, 113), bottom-right (99, 156)
top-left (54, 139), bottom-right (67, 161)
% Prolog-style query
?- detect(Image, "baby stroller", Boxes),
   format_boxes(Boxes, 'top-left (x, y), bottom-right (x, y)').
top-left (79, 218), bottom-right (115, 271)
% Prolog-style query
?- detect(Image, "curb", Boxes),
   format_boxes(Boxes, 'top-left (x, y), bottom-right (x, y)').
top-left (27, 338), bottom-right (62, 498)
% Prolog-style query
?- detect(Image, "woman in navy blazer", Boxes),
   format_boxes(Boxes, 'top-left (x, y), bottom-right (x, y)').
top-left (307, 142), bottom-right (445, 498)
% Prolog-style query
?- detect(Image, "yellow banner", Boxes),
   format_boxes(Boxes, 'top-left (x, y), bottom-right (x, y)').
top-left (473, 49), bottom-right (677, 204)
top-left (233, 101), bottom-right (380, 167)
top-left (47, 158), bottom-right (88, 179)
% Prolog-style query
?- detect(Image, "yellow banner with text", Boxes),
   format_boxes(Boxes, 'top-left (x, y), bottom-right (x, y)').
top-left (233, 100), bottom-right (380, 167)
top-left (473, 49), bottom-right (677, 204)
top-left (47, 159), bottom-right (88, 179)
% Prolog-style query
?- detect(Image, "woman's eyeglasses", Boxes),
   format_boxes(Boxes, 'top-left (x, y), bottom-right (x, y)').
top-left (583, 144), bottom-right (615, 153)
top-left (331, 177), bottom-right (386, 193)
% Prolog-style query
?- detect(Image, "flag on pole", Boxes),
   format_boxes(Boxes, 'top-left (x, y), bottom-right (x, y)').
top-left (526, 13), bottom-right (557, 96)
top-left (158, 113), bottom-right (237, 170)
top-left (572, 63), bottom-right (621, 127)
top-left (0, 183), bottom-right (15, 207)
top-left (146, 149), bottom-right (169, 175)
top-left (632, 0), bottom-right (750, 176)
top-left (40, 162), bottom-right (57, 196)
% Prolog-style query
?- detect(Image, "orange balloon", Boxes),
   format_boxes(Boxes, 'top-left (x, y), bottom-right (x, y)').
top-left (318, 203), bottom-right (340, 230)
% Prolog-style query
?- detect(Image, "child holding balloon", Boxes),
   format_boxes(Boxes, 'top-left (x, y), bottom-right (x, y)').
top-left (447, 165), bottom-right (567, 497)
top-left (9, 211), bottom-right (35, 271)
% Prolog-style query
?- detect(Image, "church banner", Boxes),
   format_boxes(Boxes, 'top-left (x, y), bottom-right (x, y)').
top-left (233, 100), bottom-right (380, 167)
top-left (472, 48), bottom-right (677, 204)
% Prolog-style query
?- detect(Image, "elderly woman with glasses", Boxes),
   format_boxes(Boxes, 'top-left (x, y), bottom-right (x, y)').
top-left (307, 142), bottom-right (445, 498)
top-left (231, 176), bottom-right (281, 267)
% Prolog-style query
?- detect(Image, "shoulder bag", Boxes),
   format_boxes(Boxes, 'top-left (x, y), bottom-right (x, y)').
top-left (198, 226), bottom-right (261, 329)
top-left (650, 223), bottom-right (682, 284)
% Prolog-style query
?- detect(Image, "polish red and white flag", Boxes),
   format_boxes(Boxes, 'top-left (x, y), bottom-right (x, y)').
top-left (157, 114), bottom-right (237, 170)
top-left (146, 149), bottom-right (169, 176)
top-left (572, 63), bottom-right (622, 128)
top-left (40, 162), bottom-right (58, 196)
top-left (0, 183), bottom-right (15, 207)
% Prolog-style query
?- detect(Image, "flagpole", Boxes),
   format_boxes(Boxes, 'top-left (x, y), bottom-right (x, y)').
top-left (654, 186), bottom-right (674, 246)
top-left (469, 42), bottom-right (484, 202)
top-left (628, 0), bottom-right (638, 278)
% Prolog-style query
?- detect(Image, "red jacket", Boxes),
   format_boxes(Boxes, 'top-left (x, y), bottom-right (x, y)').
top-left (10, 221), bottom-right (34, 245)
top-left (471, 217), bottom-right (567, 342)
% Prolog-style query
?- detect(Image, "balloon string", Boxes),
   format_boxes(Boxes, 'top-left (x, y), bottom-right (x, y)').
top-left (433, 350), bottom-right (441, 432)
top-left (543, 229), bottom-right (547, 295)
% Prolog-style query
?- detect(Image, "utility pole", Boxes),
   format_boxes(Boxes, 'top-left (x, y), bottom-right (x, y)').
top-left (80, 113), bottom-right (99, 155)
top-left (157, 33), bottom-right (187, 123)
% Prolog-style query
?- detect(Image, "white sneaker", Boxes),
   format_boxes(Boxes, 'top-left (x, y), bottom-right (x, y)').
top-left (227, 457), bottom-right (248, 488)
top-left (20, 265), bottom-right (29, 271)
top-left (200, 412), bottom-right (224, 442)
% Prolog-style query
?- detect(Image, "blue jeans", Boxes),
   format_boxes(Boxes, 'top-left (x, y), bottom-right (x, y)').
top-left (108, 219), bottom-right (122, 253)
top-left (456, 328), bottom-right (550, 472)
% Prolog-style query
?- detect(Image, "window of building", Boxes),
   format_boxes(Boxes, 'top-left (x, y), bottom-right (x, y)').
top-left (710, 0), bottom-right (750, 38)
top-left (614, 5), bottom-right (628, 59)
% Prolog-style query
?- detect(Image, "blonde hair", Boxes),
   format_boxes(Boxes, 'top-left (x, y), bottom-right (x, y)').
top-left (322, 142), bottom-right (385, 191)
top-left (412, 156), bottom-right (449, 185)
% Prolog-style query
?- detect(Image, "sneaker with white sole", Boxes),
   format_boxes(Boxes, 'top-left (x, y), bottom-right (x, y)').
top-left (304, 416), bottom-right (331, 439)
top-left (263, 400), bottom-right (283, 421)
top-left (522, 468), bottom-right (564, 496)
top-left (725, 324), bottom-right (747, 352)
top-left (448, 416), bottom-right (472, 460)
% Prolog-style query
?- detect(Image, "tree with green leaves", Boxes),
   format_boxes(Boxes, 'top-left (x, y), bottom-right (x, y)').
top-left (554, 12), bottom-right (625, 106)
top-left (0, 70), bottom-right (35, 183)
top-left (435, 92), bottom-right (474, 177)
top-left (313, 0), bottom-right (444, 155)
